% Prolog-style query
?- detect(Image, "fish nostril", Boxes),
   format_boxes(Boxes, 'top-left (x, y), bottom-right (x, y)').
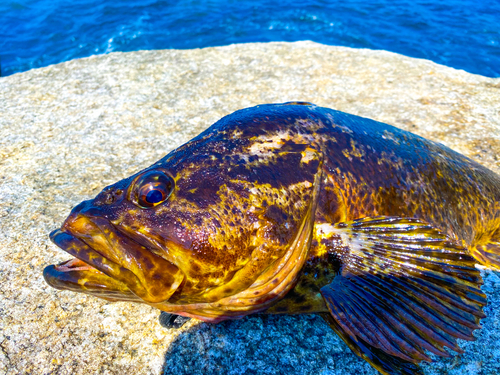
top-left (104, 193), bottom-right (115, 205)
top-left (102, 188), bottom-right (124, 205)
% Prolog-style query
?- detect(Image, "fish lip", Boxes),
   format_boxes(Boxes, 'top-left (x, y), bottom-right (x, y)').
top-left (44, 230), bottom-right (142, 301)
top-left (46, 214), bottom-right (185, 304)
top-left (48, 227), bottom-right (106, 270)
top-left (48, 227), bottom-right (114, 271)
top-left (45, 228), bottom-right (130, 291)
top-left (42, 258), bottom-right (141, 301)
top-left (45, 226), bottom-right (147, 299)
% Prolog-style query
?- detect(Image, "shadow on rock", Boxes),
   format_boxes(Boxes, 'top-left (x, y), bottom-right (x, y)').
top-left (161, 314), bottom-right (375, 375)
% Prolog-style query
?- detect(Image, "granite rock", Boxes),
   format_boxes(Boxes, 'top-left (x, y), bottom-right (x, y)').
top-left (1, 41), bottom-right (500, 375)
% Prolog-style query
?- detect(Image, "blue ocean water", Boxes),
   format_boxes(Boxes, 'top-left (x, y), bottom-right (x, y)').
top-left (1, 0), bottom-right (499, 77)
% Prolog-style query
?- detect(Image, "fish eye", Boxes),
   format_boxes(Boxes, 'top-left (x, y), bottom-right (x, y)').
top-left (131, 170), bottom-right (174, 208)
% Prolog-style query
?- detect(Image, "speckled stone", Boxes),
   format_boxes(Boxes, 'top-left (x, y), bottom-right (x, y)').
top-left (0, 41), bottom-right (499, 375)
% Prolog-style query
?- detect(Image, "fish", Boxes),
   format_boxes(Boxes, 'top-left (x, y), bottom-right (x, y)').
top-left (43, 102), bottom-right (500, 375)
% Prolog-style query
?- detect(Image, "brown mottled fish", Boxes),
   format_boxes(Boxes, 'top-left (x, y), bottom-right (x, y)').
top-left (44, 103), bottom-right (500, 375)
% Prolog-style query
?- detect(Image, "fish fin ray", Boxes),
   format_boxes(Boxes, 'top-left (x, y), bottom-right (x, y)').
top-left (318, 216), bottom-right (486, 370)
top-left (320, 313), bottom-right (423, 375)
top-left (472, 240), bottom-right (500, 271)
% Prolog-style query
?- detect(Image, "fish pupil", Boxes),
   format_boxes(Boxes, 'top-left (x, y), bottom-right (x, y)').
top-left (146, 189), bottom-right (163, 204)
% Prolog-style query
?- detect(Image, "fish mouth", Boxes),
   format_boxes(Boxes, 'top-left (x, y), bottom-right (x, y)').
top-left (43, 244), bottom-right (141, 301)
top-left (44, 214), bottom-right (185, 304)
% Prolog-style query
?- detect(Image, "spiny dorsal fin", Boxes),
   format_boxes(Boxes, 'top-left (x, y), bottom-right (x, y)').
top-left (318, 216), bottom-right (487, 374)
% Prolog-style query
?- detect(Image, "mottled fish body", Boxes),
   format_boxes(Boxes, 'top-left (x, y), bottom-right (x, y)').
top-left (44, 103), bottom-right (500, 374)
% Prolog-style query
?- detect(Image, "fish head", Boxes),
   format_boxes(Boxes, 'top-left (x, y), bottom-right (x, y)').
top-left (44, 103), bottom-right (323, 318)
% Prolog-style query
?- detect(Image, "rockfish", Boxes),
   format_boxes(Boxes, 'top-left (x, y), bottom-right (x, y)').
top-left (44, 103), bottom-right (500, 374)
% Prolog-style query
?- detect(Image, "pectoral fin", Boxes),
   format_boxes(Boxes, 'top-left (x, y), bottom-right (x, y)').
top-left (472, 240), bottom-right (500, 271)
top-left (318, 217), bottom-right (487, 375)
top-left (320, 313), bottom-right (422, 375)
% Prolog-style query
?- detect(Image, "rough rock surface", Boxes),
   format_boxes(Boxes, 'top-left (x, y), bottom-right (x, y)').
top-left (1, 41), bottom-right (500, 375)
